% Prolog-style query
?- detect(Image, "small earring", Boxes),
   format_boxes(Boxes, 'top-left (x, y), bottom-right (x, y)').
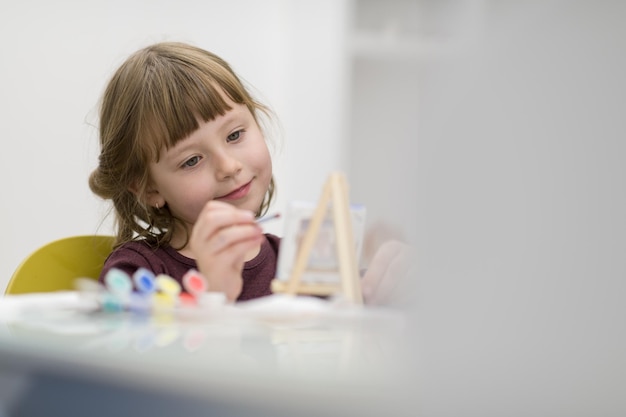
top-left (155, 203), bottom-right (160, 210)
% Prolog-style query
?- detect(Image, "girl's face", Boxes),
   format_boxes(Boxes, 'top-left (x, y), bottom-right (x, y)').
top-left (146, 99), bottom-right (272, 242)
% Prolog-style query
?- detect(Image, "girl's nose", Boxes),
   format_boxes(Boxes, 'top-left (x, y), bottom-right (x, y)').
top-left (214, 151), bottom-right (242, 180)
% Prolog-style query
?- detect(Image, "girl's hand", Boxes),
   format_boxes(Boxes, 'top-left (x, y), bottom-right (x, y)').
top-left (361, 240), bottom-right (415, 306)
top-left (189, 200), bottom-right (264, 302)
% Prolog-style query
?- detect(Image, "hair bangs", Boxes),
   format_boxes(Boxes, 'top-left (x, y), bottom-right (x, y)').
top-left (136, 53), bottom-right (251, 162)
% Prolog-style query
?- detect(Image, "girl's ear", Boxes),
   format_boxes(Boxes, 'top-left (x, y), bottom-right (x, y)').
top-left (128, 181), bottom-right (165, 210)
top-left (127, 180), bottom-right (141, 197)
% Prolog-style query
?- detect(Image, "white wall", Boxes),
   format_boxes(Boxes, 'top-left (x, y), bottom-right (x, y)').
top-left (0, 0), bottom-right (353, 291)
top-left (413, 2), bottom-right (626, 415)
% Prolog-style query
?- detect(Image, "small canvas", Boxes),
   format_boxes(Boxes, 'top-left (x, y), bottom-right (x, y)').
top-left (276, 201), bottom-right (366, 285)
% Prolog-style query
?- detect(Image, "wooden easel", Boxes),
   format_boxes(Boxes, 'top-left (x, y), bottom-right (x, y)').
top-left (271, 172), bottom-right (363, 305)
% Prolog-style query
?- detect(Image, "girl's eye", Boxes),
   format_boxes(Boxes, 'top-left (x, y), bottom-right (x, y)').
top-left (227, 130), bottom-right (243, 142)
top-left (182, 156), bottom-right (201, 168)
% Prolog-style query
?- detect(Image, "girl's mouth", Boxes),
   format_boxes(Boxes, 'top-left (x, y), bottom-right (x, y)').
top-left (219, 181), bottom-right (251, 201)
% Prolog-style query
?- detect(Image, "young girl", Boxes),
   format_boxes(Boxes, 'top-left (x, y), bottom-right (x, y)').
top-left (90, 42), bottom-right (407, 304)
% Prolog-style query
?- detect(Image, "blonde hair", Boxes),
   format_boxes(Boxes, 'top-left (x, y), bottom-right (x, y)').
top-left (89, 42), bottom-right (275, 249)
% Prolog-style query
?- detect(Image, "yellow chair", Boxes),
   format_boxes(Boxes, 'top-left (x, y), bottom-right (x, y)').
top-left (5, 235), bottom-right (115, 295)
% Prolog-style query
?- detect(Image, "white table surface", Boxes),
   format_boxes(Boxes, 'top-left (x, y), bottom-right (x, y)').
top-left (0, 292), bottom-right (417, 417)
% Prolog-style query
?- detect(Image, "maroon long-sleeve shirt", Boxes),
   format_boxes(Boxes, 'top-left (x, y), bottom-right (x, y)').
top-left (99, 234), bottom-right (280, 301)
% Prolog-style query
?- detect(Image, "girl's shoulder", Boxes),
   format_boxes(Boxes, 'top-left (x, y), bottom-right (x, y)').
top-left (265, 233), bottom-right (281, 253)
top-left (107, 240), bottom-right (171, 263)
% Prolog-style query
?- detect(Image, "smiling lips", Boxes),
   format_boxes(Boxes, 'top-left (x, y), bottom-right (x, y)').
top-left (219, 181), bottom-right (252, 201)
